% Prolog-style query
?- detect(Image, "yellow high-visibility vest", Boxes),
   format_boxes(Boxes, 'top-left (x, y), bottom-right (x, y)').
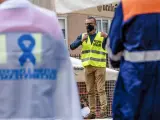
top-left (81, 32), bottom-right (107, 67)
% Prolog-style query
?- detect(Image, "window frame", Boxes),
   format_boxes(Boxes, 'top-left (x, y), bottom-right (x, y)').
top-left (95, 17), bottom-right (112, 34)
top-left (58, 16), bottom-right (68, 46)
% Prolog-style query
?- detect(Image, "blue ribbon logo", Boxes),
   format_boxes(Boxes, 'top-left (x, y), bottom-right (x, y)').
top-left (18, 34), bottom-right (36, 66)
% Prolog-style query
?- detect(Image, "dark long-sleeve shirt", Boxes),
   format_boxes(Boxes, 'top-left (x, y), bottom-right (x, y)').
top-left (70, 33), bottom-right (107, 50)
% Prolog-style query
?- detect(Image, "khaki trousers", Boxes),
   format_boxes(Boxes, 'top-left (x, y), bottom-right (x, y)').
top-left (84, 65), bottom-right (107, 114)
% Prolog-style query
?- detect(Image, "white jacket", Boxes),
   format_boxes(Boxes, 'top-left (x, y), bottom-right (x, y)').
top-left (0, 0), bottom-right (82, 120)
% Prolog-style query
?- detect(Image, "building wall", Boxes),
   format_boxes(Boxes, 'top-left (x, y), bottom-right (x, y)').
top-left (30, 0), bottom-right (88, 54)
top-left (68, 13), bottom-right (87, 54)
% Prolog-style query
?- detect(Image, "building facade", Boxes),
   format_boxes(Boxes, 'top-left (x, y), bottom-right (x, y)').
top-left (29, 0), bottom-right (112, 55)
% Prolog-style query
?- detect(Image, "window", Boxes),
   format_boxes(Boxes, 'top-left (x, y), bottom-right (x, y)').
top-left (58, 17), bottom-right (68, 45)
top-left (96, 18), bottom-right (111, 34)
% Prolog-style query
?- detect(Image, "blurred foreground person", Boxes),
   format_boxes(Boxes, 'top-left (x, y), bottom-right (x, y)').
top-left (108, 0), bottom-right (160, 120)
top-left (0, 0), bottom-right (82, 120)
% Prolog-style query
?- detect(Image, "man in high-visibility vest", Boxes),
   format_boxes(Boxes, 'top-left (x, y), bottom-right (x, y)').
top-left (0, 0), bottom-right (82, 119)
top-left (109, 0), bottom-right (160, 119)
top-left (70, 16), bottom-right (108, 119)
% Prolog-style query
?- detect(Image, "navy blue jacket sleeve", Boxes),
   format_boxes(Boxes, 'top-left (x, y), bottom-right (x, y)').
top-left (70, 34), bottom-right (82, 50)
top-left (108, 3), bottom-right (124, 68)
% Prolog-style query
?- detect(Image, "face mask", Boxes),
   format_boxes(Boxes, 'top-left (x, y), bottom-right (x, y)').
top-left (87, 24), bottom-right (95, 33)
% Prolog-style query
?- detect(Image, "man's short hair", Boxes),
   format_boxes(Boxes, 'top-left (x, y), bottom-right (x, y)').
top-left (87, 16), bottom-right (97, 24)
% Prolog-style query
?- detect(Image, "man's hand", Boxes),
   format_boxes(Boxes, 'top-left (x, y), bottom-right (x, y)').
top-left (101, 32), bottom-right (108, 38)
top-left (81, 34), bottom-right (88, 42)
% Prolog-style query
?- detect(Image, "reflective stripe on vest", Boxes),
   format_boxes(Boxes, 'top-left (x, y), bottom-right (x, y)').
top-left (82, 50), bottom-right (106, 55)
top-left (82, 57), bottom-right (106, 62)
top-left (124, 50), bottom-right (160, 62)
top-left (81, 32), bottom-right (107, 67)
